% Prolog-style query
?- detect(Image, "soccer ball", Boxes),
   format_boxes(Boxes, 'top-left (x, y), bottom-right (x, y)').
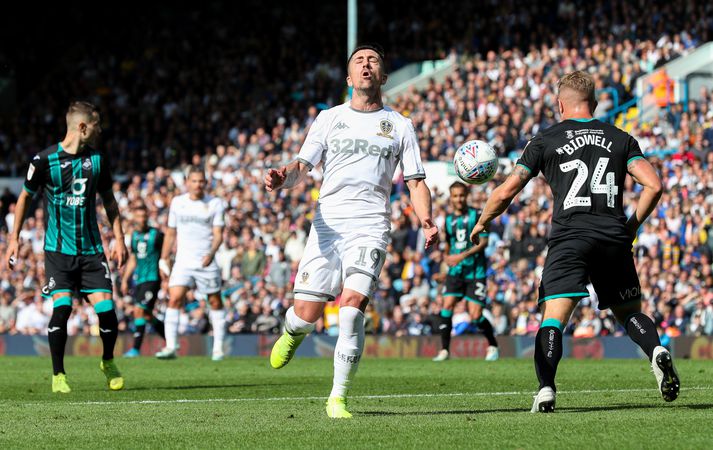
top-left (453, 140), bottom-right (498, 185)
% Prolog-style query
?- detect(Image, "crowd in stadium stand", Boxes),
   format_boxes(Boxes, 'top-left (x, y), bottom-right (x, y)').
top-left (1, 1), bottom-right (713, 340)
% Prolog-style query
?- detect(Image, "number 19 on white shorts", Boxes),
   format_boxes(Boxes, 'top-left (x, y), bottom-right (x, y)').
top-left (294, 235), bottom-right (386, 301)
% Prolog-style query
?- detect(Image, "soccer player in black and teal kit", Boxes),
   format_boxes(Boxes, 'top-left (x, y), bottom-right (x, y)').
top-left (121, 204), bottom-right (165, 357)
top-left (433, 182), bottom-right (499, 362)
top-left (4, 101), bottom-right (128, 393)
top-left (471, 71), bottom-right (679, 412)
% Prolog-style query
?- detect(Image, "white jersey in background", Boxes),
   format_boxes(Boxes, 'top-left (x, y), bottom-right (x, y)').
top-left (297, 103), bottom-right (426, 221)
top-left (168, 193), bottom-right (225, 268)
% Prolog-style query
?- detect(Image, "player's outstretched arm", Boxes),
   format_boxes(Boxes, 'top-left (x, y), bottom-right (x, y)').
top-left (470, 165), bottom-right (532, 243)
top-left (626, 158), bottom-right (663, 236)
top-left (100, 191), bottom-right (128, 269)
top-left (406, 178), bottom-right (439, 249)
top-left (264, 160), bottom-right (311, 192)
top-left (159, 227), bottom-right (176, 279)
top-left (4, 189), bottom-right (32, 270)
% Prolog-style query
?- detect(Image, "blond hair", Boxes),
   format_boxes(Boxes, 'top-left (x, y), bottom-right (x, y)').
top-left (557, 71), bottom-right (596, 106)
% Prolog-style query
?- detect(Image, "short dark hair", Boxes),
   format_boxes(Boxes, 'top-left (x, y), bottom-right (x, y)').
top-left (449, 181), bottom-right (468, 193)
top-left (186, 165), bottom-right (205, 177)
top-left (133, 203), bottom-right (148, 212)
top-left (66, 101), bottom-right (99, 123)
top-left (347, 43), bottom-right (386, 69)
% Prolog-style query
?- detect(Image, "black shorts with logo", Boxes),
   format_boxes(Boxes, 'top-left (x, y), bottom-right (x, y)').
top-left (538, 237), bottom-right (640, 309)
top-left (443, 275), bottom-right (487, 306)
top-left (44, 251), bottom-right (113, 297)
top-left (135, 281), bottom-right (161, 311)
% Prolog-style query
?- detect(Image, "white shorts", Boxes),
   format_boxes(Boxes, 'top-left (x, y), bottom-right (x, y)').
top-left (293, 216), bottom-right (388, 301)
top-left (168, 263), bottom-right (222, 296)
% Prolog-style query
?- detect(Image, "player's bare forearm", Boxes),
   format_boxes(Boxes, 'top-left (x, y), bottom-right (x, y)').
top-left (4, 190), bottom-right (31, 268)
top-left (101, 192), bottom-right (125, 241)
top-left (478, 165), bottom-right (531, 227)
top-left (631, 186), bottom-right (662, 227)
top-left (406, 178), bottom-right (439, 249)
top-left (160, 228), bottom-right (176, 261)
top-left (466, 236), bottom-right (489, 255)
top-left (122, 255), bottom-right (137, 285)
top-left (11, 190), bottom-right (32, 241)
top-left (470, 166), bottom-right (530, 243)
top-left (282, 160), bottom-right (309, 189)
top-left (406, 178), bottom-right (433, 226)
top-left (265, 160), bottom-right (312, 191)
top-left (449, 237), bottom-right (488, 265)
top-left (626, 158), bottom-right (663, 229)
top-left (209, 227), bottom-right (223, 257)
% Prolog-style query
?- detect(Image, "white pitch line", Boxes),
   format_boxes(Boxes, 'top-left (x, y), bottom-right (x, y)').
top-left (13, 386), bottom-right (712, 407)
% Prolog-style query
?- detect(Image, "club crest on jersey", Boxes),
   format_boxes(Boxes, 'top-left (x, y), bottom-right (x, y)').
top-left (377, 119), bottom-right (394, 139)
top-left (300, 271), bottom-right (310, 285)
top-left (82, 158), bottom-right (92, 170)
top-left (565, 130), bottom-right (574, 139)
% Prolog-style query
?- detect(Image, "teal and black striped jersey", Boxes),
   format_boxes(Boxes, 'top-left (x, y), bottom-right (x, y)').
top-left (130, 227), bottom-right (163, 284)
top-left (23, 143), bottom-right (113, 256)
top-left (445, 207), bottom-right (488, 279)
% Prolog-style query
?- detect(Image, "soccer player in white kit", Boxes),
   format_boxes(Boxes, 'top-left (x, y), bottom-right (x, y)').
top-left (156, 166), bottom-right (227, 361)
top-left (265, 44), bottom-right (439, 418)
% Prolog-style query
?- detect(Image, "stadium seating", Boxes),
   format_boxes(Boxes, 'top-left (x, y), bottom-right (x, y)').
top-left (1, 1), bottom-right (712, 339)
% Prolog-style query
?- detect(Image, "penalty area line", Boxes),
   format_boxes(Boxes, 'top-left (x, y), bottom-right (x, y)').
top-left (15, 386), bottom-right (712, 407)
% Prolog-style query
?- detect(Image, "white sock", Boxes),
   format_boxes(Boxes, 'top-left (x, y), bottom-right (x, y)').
top-left (284, 306), bottom-right (315, 335)
top-left (330, 306), bottom-right (365, 399)
top-left (164, 307), bottom-right (180, 351)
top-left (209, 309), bottom-right (226, 355)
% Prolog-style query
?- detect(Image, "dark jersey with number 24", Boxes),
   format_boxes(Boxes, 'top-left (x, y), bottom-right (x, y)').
top-left (517, 118), bottom-right (644, 244)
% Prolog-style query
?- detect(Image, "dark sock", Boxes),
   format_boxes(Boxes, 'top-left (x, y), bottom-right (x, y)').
top-left (151, 316), bottom-right (165, 339)
top-left (48, 304), bottom-right (71, 375)
top-left (95, 301), bottom-right (118, 361)
top-left (132, 317), bottom-right (146, 351)
top-left (534, 326), bottom-right (563, 391)
top-left (439, 310), bottom-right (453, 351)
top-left (624, 312), bottom-right (661, 361)
top-left (474, 317), bottom-right (498, 347)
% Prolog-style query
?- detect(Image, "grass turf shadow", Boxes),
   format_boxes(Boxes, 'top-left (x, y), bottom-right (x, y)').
top-left (360, 403), bottom-right (713, 416)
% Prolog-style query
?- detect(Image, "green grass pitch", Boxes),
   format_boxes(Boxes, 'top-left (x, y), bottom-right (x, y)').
top-left (0, 356), bottom-right (711, 449)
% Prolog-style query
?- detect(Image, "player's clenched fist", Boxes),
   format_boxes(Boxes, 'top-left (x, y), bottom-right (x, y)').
top-left (264, 167), bottom-right (287, 192)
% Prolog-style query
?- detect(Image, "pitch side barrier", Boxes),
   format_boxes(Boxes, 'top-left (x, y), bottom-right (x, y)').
top-left (2, 334), bottom-right (712, 359)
